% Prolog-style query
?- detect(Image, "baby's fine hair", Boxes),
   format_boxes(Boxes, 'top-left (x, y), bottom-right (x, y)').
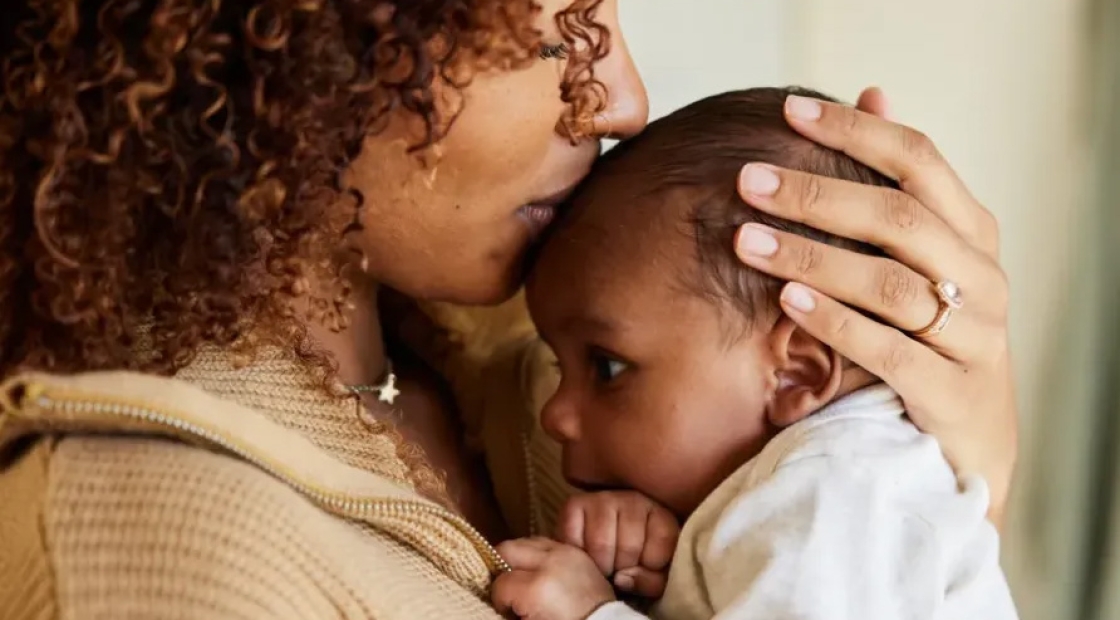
top-left (585, 87), bottom-right (896, 330)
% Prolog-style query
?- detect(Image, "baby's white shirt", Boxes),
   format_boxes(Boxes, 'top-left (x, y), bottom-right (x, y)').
top-left (589, 384), bottom-right (1018, 620)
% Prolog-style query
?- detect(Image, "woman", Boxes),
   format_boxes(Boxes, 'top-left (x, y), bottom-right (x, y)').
top-left (0, 0), bottom-right (1016, 618)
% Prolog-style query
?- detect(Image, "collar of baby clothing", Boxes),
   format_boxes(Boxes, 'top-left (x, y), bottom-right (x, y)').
top-left (812, 382), bottom-right (905, 421)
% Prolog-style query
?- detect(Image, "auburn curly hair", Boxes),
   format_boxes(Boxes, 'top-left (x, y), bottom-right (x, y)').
top-left (0, 0), bottom-right (609, 379)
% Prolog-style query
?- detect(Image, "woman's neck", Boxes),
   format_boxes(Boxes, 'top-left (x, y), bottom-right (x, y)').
top-left (306, 277), bottom-right (388, 388)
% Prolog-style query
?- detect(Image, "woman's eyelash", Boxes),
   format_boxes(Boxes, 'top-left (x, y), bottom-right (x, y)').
top-left (538, 43), bottom-right (569, 60)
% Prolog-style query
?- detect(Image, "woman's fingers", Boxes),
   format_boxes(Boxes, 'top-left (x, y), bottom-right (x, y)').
top-left (776, 283), bottom-right (951, 396)
top-left (782, 96), bottom-right (998, 257)
top-left (735, 224), bottom-right (992, 356)
top-left (738, 164), bottom-right (1001, 289)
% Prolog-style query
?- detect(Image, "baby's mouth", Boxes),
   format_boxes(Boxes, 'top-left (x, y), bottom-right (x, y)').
top-left (565, 475), bottom-right (628, 494)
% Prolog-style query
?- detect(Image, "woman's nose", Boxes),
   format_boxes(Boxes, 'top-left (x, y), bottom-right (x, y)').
top-left (592, 13), bottom-right (648, 139)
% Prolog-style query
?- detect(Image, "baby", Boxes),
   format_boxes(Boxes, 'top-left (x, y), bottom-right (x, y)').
top-left (491, 88), bottom-right (1018, 620)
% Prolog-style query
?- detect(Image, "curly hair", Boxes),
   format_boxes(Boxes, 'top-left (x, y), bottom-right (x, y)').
top-left (0, 0), bottom-right (610, 379)
top-left (0, 0), bottom-right (611, 503)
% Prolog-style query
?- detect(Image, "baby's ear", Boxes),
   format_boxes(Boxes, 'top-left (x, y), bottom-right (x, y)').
top-left (764, 316), bottom-right (843, 428)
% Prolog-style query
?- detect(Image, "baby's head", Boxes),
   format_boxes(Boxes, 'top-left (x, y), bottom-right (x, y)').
top-left (526, 87), bottom-right (895, 517)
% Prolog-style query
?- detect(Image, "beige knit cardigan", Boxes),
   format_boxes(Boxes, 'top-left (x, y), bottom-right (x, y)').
top-left (0, 322), bottom-right (569, 620)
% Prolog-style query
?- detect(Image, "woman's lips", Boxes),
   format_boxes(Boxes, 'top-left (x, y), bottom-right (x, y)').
top-left (518, 182), bottom-right (580, 239)
top-left (517, 203), bottom-right (559, 238)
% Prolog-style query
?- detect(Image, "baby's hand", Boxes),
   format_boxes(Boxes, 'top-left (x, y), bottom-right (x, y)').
top-left (492, 537), bottom-right (614, 620)
top-left (557, 491), bottom-right (680, 599)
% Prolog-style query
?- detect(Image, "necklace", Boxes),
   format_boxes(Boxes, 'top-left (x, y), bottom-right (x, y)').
top-left (345, 358), bottom-right (400, 405)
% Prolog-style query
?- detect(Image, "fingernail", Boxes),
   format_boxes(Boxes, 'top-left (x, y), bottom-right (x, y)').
top-left (740, 164), bottom-right (781, 196)
top-left (781, 283), bottom-right (817, 312)
top-left (614, 574), bottom-right (635, 591)
top-left (786, 95), bottom-right (823, 121)
top-left (736, 224), bottom-right (778, 258)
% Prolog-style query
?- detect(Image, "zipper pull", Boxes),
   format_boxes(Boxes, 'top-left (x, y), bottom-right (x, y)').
top-left (0, 378), bottom-right (46, 442)
top-left (0, 377), bottom-right (45, 415)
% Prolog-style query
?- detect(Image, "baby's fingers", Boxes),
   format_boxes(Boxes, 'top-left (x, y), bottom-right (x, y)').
top-left (640, 509), bottom-right (679, 572)
top-left (491, 571), bottom-right (536, 617)
top-left (614, 567), bottom-right (668, 599)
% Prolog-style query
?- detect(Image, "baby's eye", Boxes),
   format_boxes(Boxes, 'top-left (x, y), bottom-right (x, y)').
top-left (591, 351), bottom-right (628, 384)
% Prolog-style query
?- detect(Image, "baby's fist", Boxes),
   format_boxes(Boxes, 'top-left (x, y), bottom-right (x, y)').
top-left (492, 538), bottom-right (614, 620)
top-left (557, 491), bottom-right (680, 598)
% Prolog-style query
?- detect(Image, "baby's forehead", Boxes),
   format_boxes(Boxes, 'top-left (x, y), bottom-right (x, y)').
top-left (528, 182), bottom-right (702, 306)
top-left (543, 180), bottom-right (699, 272)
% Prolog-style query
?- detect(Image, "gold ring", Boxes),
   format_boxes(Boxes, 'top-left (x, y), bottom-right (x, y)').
top-left (911, 280), bottom-right (963, 339)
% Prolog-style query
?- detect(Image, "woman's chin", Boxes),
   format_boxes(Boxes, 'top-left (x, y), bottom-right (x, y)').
top-left (418, 217), bottom-right (555, 306)
top-left (432, 257), bottom-right (527, 307)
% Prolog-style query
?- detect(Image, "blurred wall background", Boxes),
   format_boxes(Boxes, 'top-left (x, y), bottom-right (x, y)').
top-left (621, 1), bottom-right (1111, 618)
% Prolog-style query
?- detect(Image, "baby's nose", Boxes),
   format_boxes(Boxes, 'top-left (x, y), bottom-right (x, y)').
top-left (540, 396), bottom-right (580, 443)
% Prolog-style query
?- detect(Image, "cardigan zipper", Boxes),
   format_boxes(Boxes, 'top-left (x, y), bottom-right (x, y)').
top-left (2, 380), bottom-right (511, 589)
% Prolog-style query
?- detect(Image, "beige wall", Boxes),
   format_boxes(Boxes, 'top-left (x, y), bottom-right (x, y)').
top-left (624, 1), bottom-right (1093, 616)
top-left (621, 0), bottom-right (791, 121)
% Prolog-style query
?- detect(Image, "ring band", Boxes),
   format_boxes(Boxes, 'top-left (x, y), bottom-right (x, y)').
top-left (911, 280), bottom-right (963, 339)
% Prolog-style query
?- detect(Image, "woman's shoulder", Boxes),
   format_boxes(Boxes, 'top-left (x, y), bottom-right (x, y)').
top-left (0, 417), bottom-right (501, 620)
top-left (0, 370), bottom-right (503, 620)
top-left (0, 431), bottom-right (329, 618)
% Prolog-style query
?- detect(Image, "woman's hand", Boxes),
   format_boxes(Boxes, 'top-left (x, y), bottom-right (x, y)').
top-left (733, 89), bottom-right (1017, 529)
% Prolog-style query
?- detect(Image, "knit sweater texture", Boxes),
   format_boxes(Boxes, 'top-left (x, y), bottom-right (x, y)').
top-left (0, 335), bottom-right (572, 620)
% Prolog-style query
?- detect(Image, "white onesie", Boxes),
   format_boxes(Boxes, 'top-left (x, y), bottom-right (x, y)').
top-left (590, 384), bottom-right (1018, 620)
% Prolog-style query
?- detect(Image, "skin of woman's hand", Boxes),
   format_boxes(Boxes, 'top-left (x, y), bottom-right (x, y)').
top-left (732, 88), bottom-right (1017, 529)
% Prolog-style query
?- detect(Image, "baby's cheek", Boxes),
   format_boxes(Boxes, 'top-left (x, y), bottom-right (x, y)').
top-left (635, 407), bottom-right (755, 512)
top-left (608, 435), bottom-right (699, 510)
